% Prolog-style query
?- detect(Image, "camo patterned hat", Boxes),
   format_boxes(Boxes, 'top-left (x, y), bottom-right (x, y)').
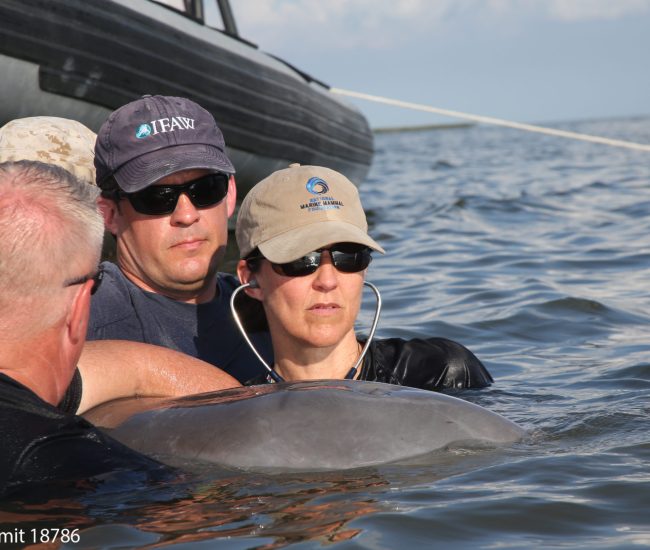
top-left (0, 116), bottom-right (97, 185)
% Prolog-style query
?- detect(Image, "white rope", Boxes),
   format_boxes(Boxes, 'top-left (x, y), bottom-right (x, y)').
top-left (331, 87), bottom-right (650, 153)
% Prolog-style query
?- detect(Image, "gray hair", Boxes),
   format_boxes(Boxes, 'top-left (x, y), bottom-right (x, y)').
top-left (0, 161), bottom-right (104, 331)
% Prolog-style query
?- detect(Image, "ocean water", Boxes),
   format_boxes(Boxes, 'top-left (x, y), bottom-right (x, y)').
top-left (3, 116), bottom-right (650, 548)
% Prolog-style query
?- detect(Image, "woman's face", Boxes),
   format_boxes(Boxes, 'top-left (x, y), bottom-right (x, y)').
top-left (239, 248), bottom-right (365, 351)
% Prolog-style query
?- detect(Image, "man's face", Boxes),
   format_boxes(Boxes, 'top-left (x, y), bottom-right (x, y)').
top-left (102, 168), bottom-right (237, 303)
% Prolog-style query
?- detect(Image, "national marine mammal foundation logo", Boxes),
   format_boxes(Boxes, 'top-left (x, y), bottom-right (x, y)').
top-left (306, 177), bottom-right (329, 195)
top-left (301, 177), bottom-right (344, 212)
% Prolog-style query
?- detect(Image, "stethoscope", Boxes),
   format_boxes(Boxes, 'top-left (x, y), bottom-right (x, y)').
top-left (230, 281), bottom-right (382, 383)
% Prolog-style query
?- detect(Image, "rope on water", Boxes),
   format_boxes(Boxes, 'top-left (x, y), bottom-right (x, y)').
top-left (331, 87), bottom-right (650, 153)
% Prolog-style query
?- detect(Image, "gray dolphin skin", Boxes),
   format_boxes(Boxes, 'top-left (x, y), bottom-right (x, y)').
top-left (88, 380), bottom-right (526, 472)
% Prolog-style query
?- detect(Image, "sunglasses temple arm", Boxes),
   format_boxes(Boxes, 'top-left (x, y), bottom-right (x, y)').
top-left (230, 283), bottom-right (284, 383)
top-left (345, 281), bottom-right (382, 380)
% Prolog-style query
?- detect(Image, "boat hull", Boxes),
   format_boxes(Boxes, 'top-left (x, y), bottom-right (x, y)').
top-left (0, 0), bottom-right (373, 192)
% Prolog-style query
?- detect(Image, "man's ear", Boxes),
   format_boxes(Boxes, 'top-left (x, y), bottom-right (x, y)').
top-left (237, 259), bottom-right (263, 300)
top-left (65, 280), bottom-right (92, 350)
top-left (98, 196), bottom-right (119, 235)
top-left (226, 175), bottom-right (237, 218)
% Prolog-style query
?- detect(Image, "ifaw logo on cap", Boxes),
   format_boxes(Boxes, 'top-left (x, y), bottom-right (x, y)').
top-left (135, 124), bottom-right (152, 139)
top-left (134, 117), bottom-right (196, 139)
top-left (301, 177), bottom-right (344, 212)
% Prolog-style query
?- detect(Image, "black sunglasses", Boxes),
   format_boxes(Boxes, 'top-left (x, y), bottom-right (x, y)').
top-left (63, 269), bottom-right (103, 295)
top-left (248, 243), bottom-right (372, 277)
top-left (118, 173), bottom-right (229, 215)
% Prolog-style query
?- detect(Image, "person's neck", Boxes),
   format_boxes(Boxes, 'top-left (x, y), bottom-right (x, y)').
top-left (118, 264), bottom-right (219, 304)
top-left (0, 332), bottom-right (74, 406)
top-left (154, 280), bottom-right (219, 304)
top-left (272, 331), bottom-right (361, 381)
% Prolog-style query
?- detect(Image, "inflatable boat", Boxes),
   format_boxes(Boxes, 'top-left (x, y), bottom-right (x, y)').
top-left (0, 0), bottom-right (373, 193)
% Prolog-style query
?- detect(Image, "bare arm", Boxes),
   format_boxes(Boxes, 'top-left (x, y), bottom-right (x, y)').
top-left (76, 340), bottom-right (240, 414)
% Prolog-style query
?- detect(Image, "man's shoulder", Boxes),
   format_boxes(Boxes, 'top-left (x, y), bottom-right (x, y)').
top-left (91, 262), bottom-right (133, 310)
top-left (0, 377), bottom-right (169, 496)
top-left (0, 373), bottom-right (77, 427)
top-left (87, 262), bottom-right (142, 337)
top-left (0, 373), bottom-right (42, 410)
top-left (0, 373), bottom-right (74, 488)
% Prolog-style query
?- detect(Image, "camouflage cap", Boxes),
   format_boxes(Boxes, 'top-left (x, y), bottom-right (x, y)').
top-left (0, 116), bottom-right (97, 185)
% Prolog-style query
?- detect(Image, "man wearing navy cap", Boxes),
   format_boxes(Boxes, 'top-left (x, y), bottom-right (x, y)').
top-left (89, 95), bottom-right (271, 382)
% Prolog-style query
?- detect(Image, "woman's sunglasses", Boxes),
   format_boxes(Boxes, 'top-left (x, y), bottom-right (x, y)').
top-left (248, 243), bottom-right (372, 277)
top-left (118, 173), bottom-right (229, 215)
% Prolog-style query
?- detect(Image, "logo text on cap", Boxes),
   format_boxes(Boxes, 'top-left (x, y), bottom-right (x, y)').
top-left (300, 178), bottom-right (343, 212)
top-left (135, 117), bottom-right (196, 139)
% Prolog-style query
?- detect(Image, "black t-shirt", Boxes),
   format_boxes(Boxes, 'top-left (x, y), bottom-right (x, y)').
top-left (0, 373), bottom-right (170, 498)
top-left (245, 337), bottom-right (493, 390)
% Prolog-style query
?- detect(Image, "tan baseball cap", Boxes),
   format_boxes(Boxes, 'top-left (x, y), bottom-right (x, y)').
top-left (0, 116), bottom-right (97, 185)
top-left (236, 164), bottom-right (385, 263)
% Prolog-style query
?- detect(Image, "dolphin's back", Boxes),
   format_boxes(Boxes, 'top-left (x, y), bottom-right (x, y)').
top-left (92, 380), bottom-right (525, 471)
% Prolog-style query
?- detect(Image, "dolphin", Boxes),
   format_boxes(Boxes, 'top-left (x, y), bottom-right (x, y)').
top-left (86, 380), bottom-right (526, 472)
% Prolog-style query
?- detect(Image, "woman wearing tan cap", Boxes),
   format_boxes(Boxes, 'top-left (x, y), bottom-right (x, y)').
top-left (233, 164), bottom-right (493, 391)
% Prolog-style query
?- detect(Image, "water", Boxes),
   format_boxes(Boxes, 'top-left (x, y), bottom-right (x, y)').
top-left (3, 116), bottom-right (650, 548)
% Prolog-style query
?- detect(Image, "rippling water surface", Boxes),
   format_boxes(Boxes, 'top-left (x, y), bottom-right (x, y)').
top-left (4, 116), bottom-right (650, 548)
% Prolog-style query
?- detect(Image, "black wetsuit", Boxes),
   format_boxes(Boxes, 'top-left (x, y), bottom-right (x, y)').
top-left (0, 372), bottom-right (169, 499)
top-left (245, 337), bottom-right (493, 390)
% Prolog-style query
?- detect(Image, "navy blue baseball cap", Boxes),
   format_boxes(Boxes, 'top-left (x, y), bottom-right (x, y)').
top-left (94, 95), bottom-right (235, 192)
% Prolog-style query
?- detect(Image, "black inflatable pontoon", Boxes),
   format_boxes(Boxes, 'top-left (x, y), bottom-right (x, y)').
top-left (0, 0), bottom-right (373, 192)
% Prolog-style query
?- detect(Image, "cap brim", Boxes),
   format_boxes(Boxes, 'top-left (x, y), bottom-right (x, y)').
top-left (258, 220), bottom-right (385, 263)
top-left (113, 143), bottom-right (235, 192)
